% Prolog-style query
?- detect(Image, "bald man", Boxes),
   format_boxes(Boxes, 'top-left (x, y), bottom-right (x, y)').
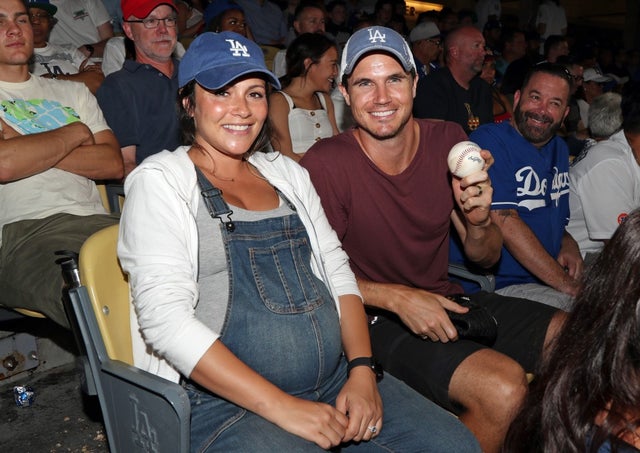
top-left (414, 26), bottom-right (493, 134)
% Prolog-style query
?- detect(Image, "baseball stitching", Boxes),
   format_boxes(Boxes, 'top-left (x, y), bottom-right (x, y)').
top-left (455, 147), bottom-right (477, 175)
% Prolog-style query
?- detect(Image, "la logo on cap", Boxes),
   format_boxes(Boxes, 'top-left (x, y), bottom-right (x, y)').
top-left (368, 28), bottom-right (386, 43)
top-left (226, 39), bottom-right (250, 57)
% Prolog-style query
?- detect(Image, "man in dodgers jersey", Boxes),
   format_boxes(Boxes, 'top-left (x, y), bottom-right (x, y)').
top-left (465, 62), bottom-right (582, 310)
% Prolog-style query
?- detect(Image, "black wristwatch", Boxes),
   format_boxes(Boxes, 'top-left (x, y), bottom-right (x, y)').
top-left (347, 356), bottom-right (384, 382)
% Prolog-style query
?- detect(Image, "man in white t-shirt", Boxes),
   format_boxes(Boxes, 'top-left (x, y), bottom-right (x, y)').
top-left (48, 0), bottom-right (114, 58)
top-left (568, 92), bottom-right (640, 263)
top-left (28, 0), bottom-right (104, 93)
top-left (0, 0), bottom-right (123, 327)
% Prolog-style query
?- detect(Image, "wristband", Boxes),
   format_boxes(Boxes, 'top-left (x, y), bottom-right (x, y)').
top-left (347, 356), bottom-right (384, 382)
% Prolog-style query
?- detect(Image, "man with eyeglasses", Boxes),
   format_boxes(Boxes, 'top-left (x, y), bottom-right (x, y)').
top-left (97, 0), bottom-right (180, 177)
top-left (413, 25), bottom-right (493, 135)
top-left (27, 0), bottom-right (104, 94)
top-left (408, 21), bottom-right (441, 80)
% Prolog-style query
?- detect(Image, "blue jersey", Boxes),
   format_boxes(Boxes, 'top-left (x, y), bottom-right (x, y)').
top-left (450, 121), bottom-right (570, 290)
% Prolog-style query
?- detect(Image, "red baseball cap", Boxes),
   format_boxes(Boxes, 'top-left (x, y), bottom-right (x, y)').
top-left (121, 0), bottom-right (176, 19)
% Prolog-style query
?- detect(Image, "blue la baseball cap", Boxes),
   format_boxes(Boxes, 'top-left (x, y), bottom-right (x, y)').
top-left (25, 0), bottom-right (57, 16)
top-left (178, 32), bottom-right (281, 90)
top-left (339, 26), bottom-right (416, 83)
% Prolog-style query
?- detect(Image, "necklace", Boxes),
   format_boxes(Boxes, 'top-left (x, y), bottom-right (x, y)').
top-left (191, 141), bottom-right (241, 182)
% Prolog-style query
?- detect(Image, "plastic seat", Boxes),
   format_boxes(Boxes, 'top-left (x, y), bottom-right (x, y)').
top-left (2, 184), bottom-right (124, 320)
top-left (448, 262), bottom-right (496, 292)
top-left (96, 182), bottom-right (125, 214)
top-left (67, 224), bottom-right (190, 452)
top-left (260, 44), bottom-right (281, 72)
top-left (12, 307), bottom-right (46, 318)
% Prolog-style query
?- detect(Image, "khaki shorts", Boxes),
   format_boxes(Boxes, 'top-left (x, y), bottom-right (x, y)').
top-left (0, 213), bottom-right (118, 327)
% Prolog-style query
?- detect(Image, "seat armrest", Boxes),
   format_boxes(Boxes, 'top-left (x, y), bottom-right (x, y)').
top-left (448, 262), bottom-right (495, 292)
top-left (68, 286), bottom-right (190, 452)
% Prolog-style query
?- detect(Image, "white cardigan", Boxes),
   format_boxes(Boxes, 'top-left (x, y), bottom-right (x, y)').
top-left (118, 147), bottom-right (360, 383)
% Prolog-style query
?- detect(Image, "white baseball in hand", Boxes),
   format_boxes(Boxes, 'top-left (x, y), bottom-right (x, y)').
top-left (447, 141), bottom-right (485, 178)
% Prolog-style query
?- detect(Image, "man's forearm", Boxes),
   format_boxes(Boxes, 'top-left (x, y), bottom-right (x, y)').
top-left (54, 130), bottom-right (124, 180)
top-left (0, 122), bottom-right (93, 182)
top-left (451, 209), bottom-right (502, 268)
top-left (463, 221), bottom-right (502, 268)
top-left (356, 277), bottom-right (401, 313)
top-left (57, 71), bottom-right (105, 95)
top-left (492, 210), bottom-right (576, 291)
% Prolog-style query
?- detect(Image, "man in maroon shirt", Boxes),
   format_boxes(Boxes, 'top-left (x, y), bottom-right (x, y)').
top-left (301, 26), bottom-right (565, 453)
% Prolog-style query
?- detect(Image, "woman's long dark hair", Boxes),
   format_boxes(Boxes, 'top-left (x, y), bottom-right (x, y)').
top-left (504, 210), bottom-right (640, 452)
top-left (177, 78), bottom-right (273, 156)
top-left (279, 33), bottom-right (338, 89)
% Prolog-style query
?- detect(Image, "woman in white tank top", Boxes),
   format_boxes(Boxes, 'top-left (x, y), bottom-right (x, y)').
top-left (269, 33), bottom-right (340, 161)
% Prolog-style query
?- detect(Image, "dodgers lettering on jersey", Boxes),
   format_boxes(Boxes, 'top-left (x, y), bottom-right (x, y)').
top-left (515, 165), bottom-right (570, 210)
top-left (468, 121), bottom-right (571, 288)
top-left (550, 166), bottom-right (570, 206)
top-left (0, 98), bottom-right (80, 135)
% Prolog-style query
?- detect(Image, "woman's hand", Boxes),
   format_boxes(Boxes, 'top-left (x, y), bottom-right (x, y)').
top-left (271, 394), bottom-right (349, 449)
top-left (335, 367), bottom-right (383, 443)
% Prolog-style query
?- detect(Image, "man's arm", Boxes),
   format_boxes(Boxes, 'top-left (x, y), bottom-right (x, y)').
top-left (0, 120), bottom-right (123, 182)
top-left (78, 22), bottom-right (114, 58)
top-left (46, 69), bottom-right (105, 95)
top-left (120, 145), bottom-right (137, 178)
top-left (55, 129), bottom-right (124, 180)
top-left (491, 208), bottom-right (581, 296)
top-left (357, 278), bottom-right (467, 343)
top-left (452, 209), bottom-right (502, 268)
top-left (557, 230), bottom-right (583, 280)
top-left (450, 149), bottom-right (502, 268)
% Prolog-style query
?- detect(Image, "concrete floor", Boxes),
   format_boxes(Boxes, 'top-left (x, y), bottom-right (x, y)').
top-left (0, 315), bottom-right (109, 452)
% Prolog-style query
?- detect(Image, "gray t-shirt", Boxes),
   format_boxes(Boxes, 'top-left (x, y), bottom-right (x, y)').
top-left (195, 195), bottom-right (295, 334)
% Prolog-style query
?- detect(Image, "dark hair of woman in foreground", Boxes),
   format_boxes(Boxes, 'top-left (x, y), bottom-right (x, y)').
top-left (504, 209), bottom-right (640, 452)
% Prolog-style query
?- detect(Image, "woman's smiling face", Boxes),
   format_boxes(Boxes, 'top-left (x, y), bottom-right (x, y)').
top-left (306, 46), bottom-right (338, 93)
top-left (190, 76), bottom-right (268, 158)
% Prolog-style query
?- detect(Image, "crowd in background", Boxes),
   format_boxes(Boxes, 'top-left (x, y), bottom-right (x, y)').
top-left (6, 0), bottom-right (640, 451)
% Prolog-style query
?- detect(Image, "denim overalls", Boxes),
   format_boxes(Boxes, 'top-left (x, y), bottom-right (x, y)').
top-left (187, 168), bottom-right (345, 450)
top-left (186, 167), bottom-right (482, 453)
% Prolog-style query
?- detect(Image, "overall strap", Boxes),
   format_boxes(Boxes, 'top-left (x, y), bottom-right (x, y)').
top-left (194, 165), bottom-right (236, 232)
